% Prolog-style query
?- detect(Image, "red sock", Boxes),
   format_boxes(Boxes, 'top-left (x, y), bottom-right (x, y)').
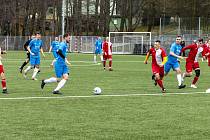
top-left (103, 61), bottom-right (106, 68)
top-left (192, 76), bottom-right (199, 85)
top-left (156, 79), bottom-right (164, 89)
top-left (109, 61), bottom-right (112, 68)
top-left (2, 79), bottom-right (6, 89)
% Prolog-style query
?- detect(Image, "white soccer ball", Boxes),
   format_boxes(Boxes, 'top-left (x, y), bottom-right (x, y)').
top-left (206, 88), bottom-right (210, 93)
top-left (93, 87), bottom-right (102, 95)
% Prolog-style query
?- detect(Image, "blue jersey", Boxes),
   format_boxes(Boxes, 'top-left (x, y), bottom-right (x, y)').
top-left (51, 41), bottom-right (60, 52)
top-left (95, 39), bottom-right (102, 50)
top-left (29, 39), bottom-right (43, 57)
top-left (167, 42), bottom-right (182, 63)
top-left (56, 41), bottom-right (68, 65)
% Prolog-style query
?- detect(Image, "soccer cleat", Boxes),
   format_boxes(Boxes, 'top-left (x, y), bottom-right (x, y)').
top-left (37, 70), bottom-right (41, 74)
top-left (109, 68), bottom-right (113, 71)
top-left (178, 84), bottom-right (186, 89)
top-left (19, 67), bottom-right (23, 73)
top-left (161, 88), bottom-right (166, 93)
top-left (2, 89), bottom-right (7, 94)
top-left (190, 84), bottom-right (197, 89)
top-left (152, 75), bottom-right (155, 80)
top-left (41, 80), bottom-right (46, 89)
top-left (103, 67), bottom-right (106, 71)
top-left (32, 78), bottom-right (38, 81)
top-left (52, 90), bottom-right (62, 94)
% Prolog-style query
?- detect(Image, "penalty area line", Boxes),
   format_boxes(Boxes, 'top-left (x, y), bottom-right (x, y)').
top-left (0, 91), bottom-right (206, 100)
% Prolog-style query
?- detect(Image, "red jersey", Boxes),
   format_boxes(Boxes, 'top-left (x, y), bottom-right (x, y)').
top-left (103, 41), bottom-right (112, 55)
top-left (181, 44), bottom-right (204, 62)
top-left (148, 47), bottom-right (166, 66)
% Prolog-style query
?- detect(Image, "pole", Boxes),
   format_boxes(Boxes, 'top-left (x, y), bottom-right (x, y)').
top-left (198, 17), bottom-right (201, 37)
top-left (62, 0), bottom-right (65, 35)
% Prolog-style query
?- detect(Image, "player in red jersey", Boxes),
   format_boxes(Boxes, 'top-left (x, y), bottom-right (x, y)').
top-left (102, 37), bottom-right (113, 71)
top-left (204, 39), bottom-right (210, 66)
top-left (0, 47), bottom-right (7, 93)
top-left (144, 40), bottom-right (167, 93)
top-left (181, 39), bottom-right (205, 88)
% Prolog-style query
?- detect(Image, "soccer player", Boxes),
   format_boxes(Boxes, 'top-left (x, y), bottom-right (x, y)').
top-left (94, 37), bottom-right (103, 63)
top-left (164, 36), bottom-right (186, 89)
top-left (102, 37), bottom-right (113, 71)
top-left (181, 39), bottom-right (205, 88)
top-left (0, 47), bottom-right (7, 93)
top-left (41, 33), bottom-right (71, 94)
top-left (144, 40), bottom-right (167, 93)
top-left (19, 35), bottom-right (35, 73)
top-left (204, 39), bottom-right (210, 66)
top-left (23, 32), bottom-right (45, 80)
top-left (49, 36), bottom-right (60, 66)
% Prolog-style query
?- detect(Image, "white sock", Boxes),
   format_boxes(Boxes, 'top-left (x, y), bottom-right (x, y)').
top-left (177, 74), bottom-right (182, 86)
top-left (54, 79), bottom-right (67, 91)
top-left (32, 68), bottom-right (39, 79)
top-left (51, 59), bottom-right (56, 65)
top-left (44, 77), bottom-right (57, 83)
top-left (24, 66), bottom-right (32, 73)
top-left (182, 73), bottom-right (185, 82)
top-left (94, 55), bottom-right (96, 63)
top-left (100, 55), bottom-right (103, 61)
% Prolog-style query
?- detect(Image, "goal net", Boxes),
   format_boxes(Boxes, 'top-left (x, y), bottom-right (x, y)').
top-left (109, 32), bottom-right (151, 54)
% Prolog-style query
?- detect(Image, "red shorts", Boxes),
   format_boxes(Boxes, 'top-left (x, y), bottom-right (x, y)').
top-left (186, 61), bottom-right (199, 73)
top-left (0, 65), bottom-right (4, 74)
top-left (103, 55), bottom-right (112, 61)
top-left (152, 64), bottom-right (164, 77)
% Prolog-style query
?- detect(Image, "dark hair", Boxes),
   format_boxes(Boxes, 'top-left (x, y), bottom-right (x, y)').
top-left (198, 38), bottom-right (203, 43)
top-left (35, 32), bottom-right (41, 35)
top-left (155, 40), bottom-right (161, 43)
top-left (176, 35), bottom-right (182, 38)
top-left (63, 33), bottom-right (70, 38)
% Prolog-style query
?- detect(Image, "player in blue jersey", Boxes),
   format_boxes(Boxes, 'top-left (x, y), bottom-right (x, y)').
top-left (49, 37), bottom-right (60, 66)
top-left (41, 33), bottom-right (71, 94)
top-left (93, 37), bottom-right (103, 63)
top-left (164, 36), bottom-right (186, 89)
top-left (23, 32), bottom-right (45, 80)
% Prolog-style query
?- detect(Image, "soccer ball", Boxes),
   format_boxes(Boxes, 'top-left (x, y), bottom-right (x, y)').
top-left (206, 88), bottom-right (210, 93)
top-left (93, 87), bottom-right (102, 95)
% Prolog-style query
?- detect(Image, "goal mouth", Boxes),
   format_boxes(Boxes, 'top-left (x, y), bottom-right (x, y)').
top-left (109, 32), bottom-right (151, 55)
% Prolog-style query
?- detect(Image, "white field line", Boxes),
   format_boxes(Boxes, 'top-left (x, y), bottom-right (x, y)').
top-left (0, 91), bottom-right (206, 100)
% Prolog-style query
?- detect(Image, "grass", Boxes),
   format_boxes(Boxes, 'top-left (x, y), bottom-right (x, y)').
top-left (1, 51), bottom-right (210, 139)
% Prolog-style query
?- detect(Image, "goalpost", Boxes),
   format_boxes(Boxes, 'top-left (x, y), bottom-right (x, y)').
top-left (109, 32), bottom-right (152, 54)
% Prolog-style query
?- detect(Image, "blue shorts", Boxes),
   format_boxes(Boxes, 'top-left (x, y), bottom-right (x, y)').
top-left (52, 51), bottom-right (58, 59)
top-left (54, 62), bottom-right (69, 78)
top-left (164, 61), bottom-right (180, 73)
top-left (95, 49), bottom-right (102, 55)
top-left (30, 55), bottom-right (40, 66)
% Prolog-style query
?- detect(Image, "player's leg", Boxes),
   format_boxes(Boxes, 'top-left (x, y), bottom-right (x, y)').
top-left (182, 61), bottom-right (193, 83)
top-left (174, 64), bottom-right (186, 89)
top-left (108, 55), bottom-right (113, 71)
top-left (53, 64), bottom-right (69, 94)
top-left (191, 63), bottom-right (200, 88)
top-left (164, 61), bottom-right (172, 76)
top-left (23, 55), bottom-right (34, 78)
top-left (51, 52), bottom-right (57, 67)
top-left (0, 65), bottom-right (7, 93)
top-left (103, 55), bottom-right (107, 70)
top-left (94, 50), bottom-right (97, 63)
top-left (20, 53), bottom-right (30, 73)
top-left (32, 58), bottom-right (40, 80)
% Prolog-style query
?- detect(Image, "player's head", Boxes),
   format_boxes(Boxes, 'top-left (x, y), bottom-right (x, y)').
top-left (176, 36), bottom-right (182, 44)
top-left (198, 38), bottom-right (204, 47)
top-left (154, 40), bottom-right (161, 50)
top-left (63, 33), bottom-right (70, 43)
top-left (55, 37), bottom-right (59, 41)
top-left (35, 32), bottom-right (41, 39)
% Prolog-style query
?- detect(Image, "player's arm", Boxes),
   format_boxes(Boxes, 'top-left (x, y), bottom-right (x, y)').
top-left (49, 46), bottom-right (52, 53)
top-left (144, 50), bottom-right (151, 64)
top-left (40, 48), bottom-right (45, 57)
